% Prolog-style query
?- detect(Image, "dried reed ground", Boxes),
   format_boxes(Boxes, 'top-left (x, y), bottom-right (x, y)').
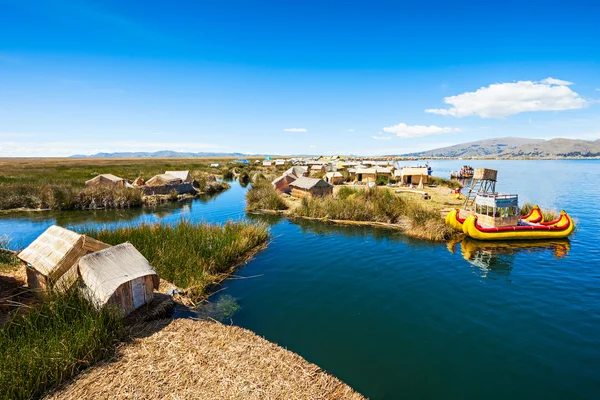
top-left (47, 318), bottom-right (365, 400)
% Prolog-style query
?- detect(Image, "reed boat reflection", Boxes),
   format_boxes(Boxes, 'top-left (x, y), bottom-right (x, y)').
top-left (447, 236), bottom-right (571, 278)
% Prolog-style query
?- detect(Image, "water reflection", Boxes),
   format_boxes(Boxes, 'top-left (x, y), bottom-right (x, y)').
top-left (448, 236), bottom-right (571, 278)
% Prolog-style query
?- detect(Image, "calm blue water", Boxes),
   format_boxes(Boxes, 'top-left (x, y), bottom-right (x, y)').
top-left (2, 160), bottom-right (599, 399)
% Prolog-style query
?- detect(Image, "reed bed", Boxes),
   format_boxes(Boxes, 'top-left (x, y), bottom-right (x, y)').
top-left (0, 290), bottom-right (123, 400)
top-left (81, 221), bottom-right (269, 298)
top-left (295, 187), bottom-right (454, 241)
top-left (47, 318), bottom-right (365, 400)
top-left (429, 175), bottom-right (462, 189)
top-left (246, 179), bottom-right (288, 211)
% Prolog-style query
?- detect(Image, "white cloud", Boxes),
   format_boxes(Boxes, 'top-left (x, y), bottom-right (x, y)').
top-left (541, 77), bottom-right (573, 86)
top-left (425, 78), bottom-right (588, 118)
top-left (308, 145), bottom-right (317, 148)
top-left (283, 128), bottom-right (307, 132)
top-left (372, 135), bottom-right (392, 140)
top-left (383, 123), bottom-right (460, 138)
top-left (347, 129), bottom-right (355, 132)
top-left (596, 88), bottom-right (600, 92)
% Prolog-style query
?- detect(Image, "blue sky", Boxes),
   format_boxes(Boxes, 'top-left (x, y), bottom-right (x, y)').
top-left (1, 0), bottom-right (599, 156)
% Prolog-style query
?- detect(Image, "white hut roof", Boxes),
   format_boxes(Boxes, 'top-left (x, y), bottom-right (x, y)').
top-left (401, 167), bottom-right (429, 175)
top-left (376, 167), bottom-right (392, 174)
top-left (355, 168), bottom-right (377, 174)
top-left (17, 225), bottom-right (110, 280)
top-left (272, 174), bottom-right (296, 186)
top-left (85, 174), bottom-right (125, 186)
top-left (289, 177), bottom-right (331, 190)
top-left (79, 243), bottom-right (159, 309)
top-left (145, 174), bottom-right (182, 186)
top-left (165, 171), bottom-right (191, 181)
top-left (284, 166), bottom-right (307, 179)
top-left (325, 171), bottom-right (343, 178)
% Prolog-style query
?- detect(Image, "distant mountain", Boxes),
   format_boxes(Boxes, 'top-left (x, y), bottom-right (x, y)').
top-left (506, 138), bottom-right (600, 158)
top-left (405, 137), bottom-right (544, 158)
top-left (70, 150), bottom-right (247, 158)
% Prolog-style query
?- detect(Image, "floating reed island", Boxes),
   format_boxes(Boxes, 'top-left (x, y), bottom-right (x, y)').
top-left (46, 318), bottom-right (365, 400)
top-left (0, 220), bottom-right (272, 399)
top-left (247, 167), bottom-right (461, 241)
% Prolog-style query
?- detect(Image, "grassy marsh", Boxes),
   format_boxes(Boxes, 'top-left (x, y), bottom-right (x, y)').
top-left (0, 290), bottom-right (123, 400)
top-left (81, 220), bottom-right (270, 298)
top-left (246, 179), bottom-right (289, 211)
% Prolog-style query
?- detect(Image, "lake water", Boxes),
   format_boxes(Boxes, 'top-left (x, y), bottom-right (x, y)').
top-left (2, 160), bottom-right (599, 399)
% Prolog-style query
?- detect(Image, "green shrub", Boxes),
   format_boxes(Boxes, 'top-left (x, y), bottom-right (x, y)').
top-left (429, 176), bottom-right (462, 189)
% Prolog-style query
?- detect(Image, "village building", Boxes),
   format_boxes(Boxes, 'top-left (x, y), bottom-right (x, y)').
top-left (165, 170), bottom-right (191, 183)
top-left (145, 174), bottom-right (183, 186)
top-left (263, 160), bottom-right (273, 167)
top-left (17, 225), bottom-right (110, 293)
top-left (325, 171), bottom-right (344, 185)
top-left (284, 166), bottom-right (308, 178)
top-left (310, 164), bottom-right (326, 174)
top-left (209, 162), bottom-right (221, 168)
top-left (272, 174), bottom-right (297, 193)
top-left (397, 167), bottom-right (429, 187)
top-left (355, 168), bottom-right (378, 183)
top-left (85, 174), bottom-right (130, 188)
top-left (289, 177), bottom-right (333, 199)
top-left (376, 167), bottom-right (393, 177)
top-left (275, 159), bottom-right (286, 166)
top-left (78, 243), bottom-right (159, 316)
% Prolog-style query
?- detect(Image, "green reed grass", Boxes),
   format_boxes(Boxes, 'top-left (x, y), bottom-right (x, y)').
top-left (294, 187), bottom-right (454, 240)
top-left (246, 179), bottom-right (288, 211)
top-left (81, 220), bottom-right (269, 298)
top-left (0, 290), bottom-right (123, 400)
top-left (520, 202), bottom-right (560, 222)
top-left (429, 176), bottom-right (462, 189)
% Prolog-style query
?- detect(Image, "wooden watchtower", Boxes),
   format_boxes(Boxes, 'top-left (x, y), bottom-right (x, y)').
top-left (463, 168), bottom-right (497, 210)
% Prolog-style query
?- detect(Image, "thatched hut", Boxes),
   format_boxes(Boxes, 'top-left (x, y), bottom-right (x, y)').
top-left (145, 174), bottom-right (183, 186)
top-left (289, 177), bottom-right (332, 199)
top-left (263, 160), bottom-right (273, 167)
top-left (79, 243), bottom-right (159, 315)
top-left (165, 170), bottom-right (191, 183)
top-left (399, 167), bottom-right (429, 186)
top-left (355, 168), bottom-right (378, 183)
top-left (17, 226), bottom-right (110, 293)
top-left (272, 174), bottom-right (297, 193)
top-left (284, 166), bottom-right (308, 179)
top-left (310, 164), bottom-right (326, 174)
top-left (85, 174), bottom-right (129, 188)
top-left (325, 171), bottom-right (344, 185)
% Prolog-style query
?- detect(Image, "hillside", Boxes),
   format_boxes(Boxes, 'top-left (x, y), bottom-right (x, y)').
top-left (406, 137), bottom-right (543, 158)
top-left (406, 137), bottom-right (600, 158)
top-left (70, 151), bottom-right (246, 158)
top-left (505, 138), bottom-right (600, 158)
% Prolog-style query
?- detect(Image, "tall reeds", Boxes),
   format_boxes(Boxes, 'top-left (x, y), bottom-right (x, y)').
top-left (246, 179), bottom-right (288, 211)
top-left (294, 187), bottom-right (454, 240)
top-left (0, 289), bottom-right (123, 400)
top-left (81, 220), bottom-right (269, 298)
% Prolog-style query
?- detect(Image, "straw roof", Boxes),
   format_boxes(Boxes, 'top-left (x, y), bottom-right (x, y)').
top-left (401, 167), bottom-right (428, 175)
top-left (283, 166), bottom-right (307, 179)
top-left (165, 170), bottom-right (191, 182)
top-left (272, 174), bottom-right (296, 188)
top-left (355, 168), bottom-right (377, 175)
top-left (48, 318), bottom-right (365, 400)
top-left (17, 226), bottom-right (110, 281)
top-left (325, 171), bottom-right (343, 178)
top-left (145, 174), bottom-right (182, 186)
top-left (85, 174), bottom-right (125, 187)
top-left (79, 243), bottom-right (159, 309)
top-left (376, 167), bottom-right (392, 174)
top-left (289, 177), bottom-right (331, 190)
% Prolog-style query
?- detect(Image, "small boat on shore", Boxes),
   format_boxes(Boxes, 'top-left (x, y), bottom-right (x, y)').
top-left (461, 211), bottom-right (575, 241)
top-left (450, 165), bottom-right (474, 179)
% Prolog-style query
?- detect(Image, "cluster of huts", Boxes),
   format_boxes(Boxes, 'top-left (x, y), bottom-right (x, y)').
top-left (272, 166), bottom-right (333, 199)
top-left (269, 155), bottom-right (431, 191)
top-left (17, 226), bottom-right (159, 316)
top-left (85, 170), bottom-right (197, 196)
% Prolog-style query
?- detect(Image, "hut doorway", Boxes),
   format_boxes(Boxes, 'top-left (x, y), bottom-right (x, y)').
top-left (357, 173), bottom-right (363, 182)
top-left (406, 175), bottom-right (412, 184)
